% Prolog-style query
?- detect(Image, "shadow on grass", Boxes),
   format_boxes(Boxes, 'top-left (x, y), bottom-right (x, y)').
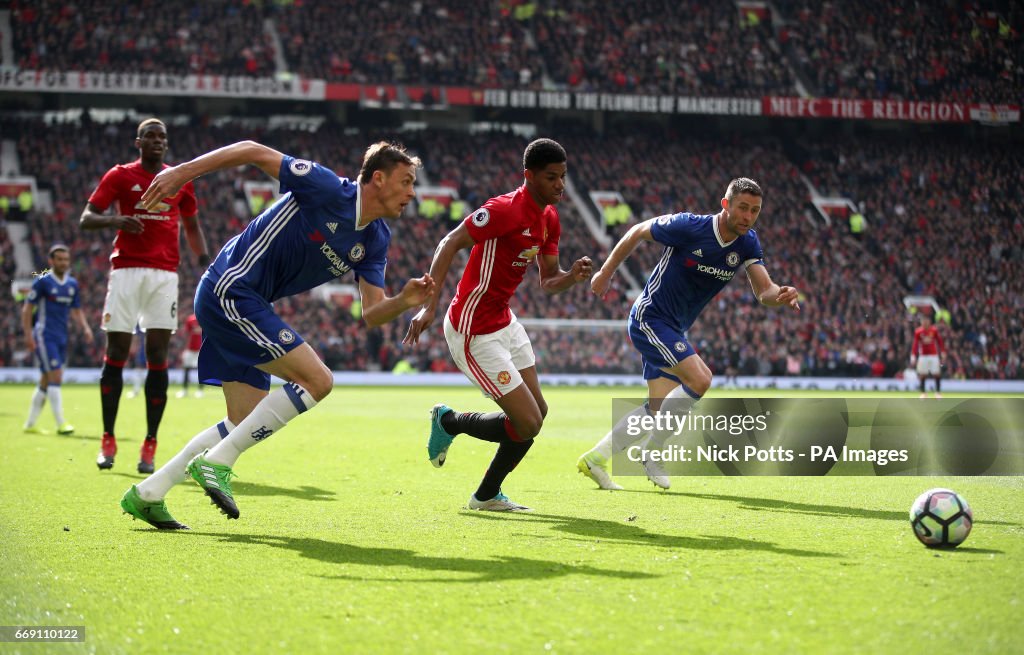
top-left (669, 492), bottom-right (1021, 527)
top-left (182, 532), bottom-right (656, 583)
top-left (940, 546), bottom-right (1004, 555)
top-left (110, 472), bottom-right (337, 501)
top-left (462, 511), bottom-right (836, 558)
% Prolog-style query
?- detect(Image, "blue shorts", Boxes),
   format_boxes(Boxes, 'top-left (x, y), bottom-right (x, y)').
top-left (34, 333), bottom-right (67, 373)
top-left (193, 277), bottom-right (305, 391)
top-left (628, 316), bottom-right (695, 382)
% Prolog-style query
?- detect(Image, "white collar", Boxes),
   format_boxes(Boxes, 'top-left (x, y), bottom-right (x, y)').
top-left (50, 270), bottom-right (69, 284)
top-left (354, 183), bottom-right (366, 231)
top-left (713, 213), bottom-right (736, 247)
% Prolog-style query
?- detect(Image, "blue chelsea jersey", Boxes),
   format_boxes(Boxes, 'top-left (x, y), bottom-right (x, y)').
top-left (631, 212), bottom-right (765, 331)
top-left (26, 271), bottom-right (81, 341)
top-left (206, 155), bottom-right (390, 302)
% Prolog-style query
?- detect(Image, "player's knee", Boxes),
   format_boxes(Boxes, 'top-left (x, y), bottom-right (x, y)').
top-left (514, 414), bottom-right (544, 440)
top-left (298, 366), bottom-right (333, 402)
top-left (687, 371), bottom-right (712, 397)
top-left (537, 398), bottom-right (549, 420)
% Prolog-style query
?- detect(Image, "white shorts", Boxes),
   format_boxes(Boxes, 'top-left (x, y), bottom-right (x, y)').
top-left (102, 267), bottom-right (179, 333)
top-left (444, 314), bottom-right (536, 399)
top-left (181, 349), bottom-right (200, 369)
top-left (916, 355), bottom-right (941, 376)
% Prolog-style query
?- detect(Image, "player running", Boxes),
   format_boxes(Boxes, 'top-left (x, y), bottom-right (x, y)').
top-left (119, 139), bottom-right (433, 529)
top-left (22, 244), bottom-right (93, 434)
top-left (578, 178), bottom-right (801, 490)
top-left (404, 138), bottom-right (593, 512)
top-left (81, 118), bottom-right (210, 473)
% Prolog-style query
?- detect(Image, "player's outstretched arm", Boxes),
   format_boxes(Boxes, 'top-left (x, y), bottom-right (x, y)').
top-left (360, 276), bottom-right (436, 328)
top-left (591, 219), bottom-right (655, 298)
top-left (538, 254), bottom-right (593, 295)
top-left (403, 223), bottom-right (476, 345)
top-left (141, 141), bottom-right (285, 211)
top-left (746, 264), bottom-right (800, 311)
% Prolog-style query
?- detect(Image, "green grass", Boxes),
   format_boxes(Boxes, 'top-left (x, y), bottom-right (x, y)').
top-left (1, 385), bottom-right (1021, 654)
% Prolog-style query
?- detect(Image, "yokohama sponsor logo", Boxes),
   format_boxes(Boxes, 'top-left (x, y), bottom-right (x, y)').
top-left (320, 242), bottom-right (350, 274)
top-left (696, 263), bottom-right (735, 281)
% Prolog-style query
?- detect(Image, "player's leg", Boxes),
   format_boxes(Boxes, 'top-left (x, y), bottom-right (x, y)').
top-left (98, 268), bottom-right (143, 469)
top-left (24, 368), bottom-right (49, 433)
top-left (98, 331), bottom-right (132, 469)
top-left (636, 356), bottom-right (710, 489)
top-left (466, 323), bottom-right (543, 511)
top-left (124, 339), bottom-right (253, 528)
top-left (202, 343), bottom-right (328, 469)
top-left (464, 377), bottom-right (542, 511)
top-left (187, 349), bottom-right (324, 519)
top-left (136, 328), bottom-right (172, 473)
top-left (46, 367), bottom-right (74, 435)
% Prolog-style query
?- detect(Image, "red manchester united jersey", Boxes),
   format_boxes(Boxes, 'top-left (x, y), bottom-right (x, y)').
top-left (912, 325), bottom-right (944, 356)
top-left (184, 313), bottom-right (202, 351)
top-left (448, 186), bottom-right (560, 335)
top-left (88, 160), bottom-right (197, 272)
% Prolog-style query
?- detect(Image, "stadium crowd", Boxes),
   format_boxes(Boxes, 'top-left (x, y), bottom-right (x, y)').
top-left (775, 0), bottom-right (1022, 103)
top-left (9, 1), bottom-right (1020, 104)
top-left (1, 115), bottom-right (1020, 380)
top-left (9, 0), bottom-right (275, 76)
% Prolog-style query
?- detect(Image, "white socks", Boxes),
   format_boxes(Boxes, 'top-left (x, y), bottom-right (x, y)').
top-left (204, 383), bottom-right (317, 467)
top-left (46, 385), bottom-right (65, 425)
top-left (25, 387), bottom-right (46, 427)
top-left (136, 418), bottom-right (236, 502)
top-left (590, 384), bottom-right (704, 457)
top-left (644, 385), bottom-right (702, 450)
top-left (591, 403), bottom-right (652, 460)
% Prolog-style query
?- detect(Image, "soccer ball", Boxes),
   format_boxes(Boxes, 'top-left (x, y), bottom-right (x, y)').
top-left (909, 488), bottom-right (973, 548)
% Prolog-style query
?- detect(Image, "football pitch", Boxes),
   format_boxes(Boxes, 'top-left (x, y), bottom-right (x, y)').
top-left (1, 384), bottom-right (1021, 654)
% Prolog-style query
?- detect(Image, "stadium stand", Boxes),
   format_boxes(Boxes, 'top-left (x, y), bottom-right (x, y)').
top-left (2, 112), bottom-right (1020, 379)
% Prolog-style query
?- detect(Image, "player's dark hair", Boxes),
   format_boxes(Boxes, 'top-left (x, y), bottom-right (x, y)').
top-left (725, 177), bottom-right (763, 200)
top-left (523, 138), bottom-right (567, 171)
top-left (48, 243), bottom-right (69, 257)
top-left (137, 118), bottom-right (166, 137)
top-left (358, 141), bottom-right (421, 184)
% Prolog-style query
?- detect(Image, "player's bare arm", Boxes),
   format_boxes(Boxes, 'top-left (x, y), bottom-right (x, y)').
top-left (538, 254), bottom-right (593, 295)
top-left (71, 307), bottom-right (94, 344)
top-left (141, 141), bottom-right (285, 211)
top-left (591, 219), bottom-right (656, 298)
top-left (21, 301), bottom-right (35, 352)
top-left (360, 275), bottom-right (436, 328)
top-left (79, 202), bottom-right (145, 234)
top-left (181, 214), bottom-right (211, 267)
top-left (403, 223), bottom-right (476, 344)
top-left (746, 263), bottom-right (800, 311)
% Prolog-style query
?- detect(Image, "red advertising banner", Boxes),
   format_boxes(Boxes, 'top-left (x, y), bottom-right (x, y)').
top-left (762, 96), bottom-right (1020, 123)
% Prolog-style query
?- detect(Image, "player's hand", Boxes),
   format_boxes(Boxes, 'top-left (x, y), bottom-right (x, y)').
top-left (25, 334), bottom-right (35, 352)
top-left (141, 166), bottom-right (186, 211)
top-left (115, 215), bottom-right (145, 234)
top-left (591, 268), bottom-right (613, 299)
top-left (403, 303), bottom-right (437, 346)
top-left (82, 327), bottom-right (94, 345)
top-left (571, 256), bottom-right (594, 282)
top-left (777, 285), bottom-right (800, 311)
top-left (400, 274), bottom-right (436, 310)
